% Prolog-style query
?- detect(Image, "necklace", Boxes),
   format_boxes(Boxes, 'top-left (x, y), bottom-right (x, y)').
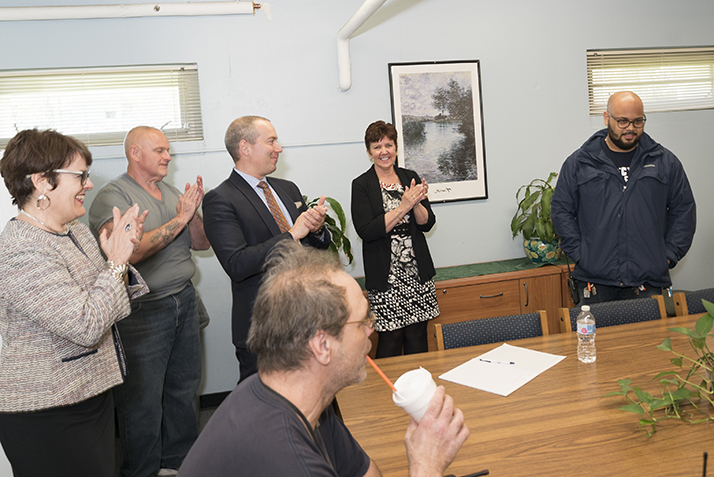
top-left (19, 209), bottom-right (68, 235)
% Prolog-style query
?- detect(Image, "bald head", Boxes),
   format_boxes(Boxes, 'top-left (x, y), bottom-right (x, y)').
top-left (607, 91), bottom-right (643, 114)
top-left (604, 91), bottom-right (646, 152)
top-left (124, 126), bottom-right (163, 160)
top-left (123, 126), bottom-right (172, 182)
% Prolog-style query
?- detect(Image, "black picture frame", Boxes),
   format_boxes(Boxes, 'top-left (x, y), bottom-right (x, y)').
top-left (388, 60), bottom-right (488, 202)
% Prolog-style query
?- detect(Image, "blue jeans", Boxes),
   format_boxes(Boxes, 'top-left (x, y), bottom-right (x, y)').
top-left (114, 283), bottom-right (201, 477)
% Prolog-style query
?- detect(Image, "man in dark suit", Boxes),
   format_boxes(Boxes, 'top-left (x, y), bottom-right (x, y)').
top-left (203, 116), bottom-right (330, 381)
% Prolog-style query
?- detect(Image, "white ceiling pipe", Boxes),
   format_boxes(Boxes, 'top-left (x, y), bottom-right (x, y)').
top-left (336, 0), bottom-right (387, 91)
top-left (0, 1), bottom-right (257, 22)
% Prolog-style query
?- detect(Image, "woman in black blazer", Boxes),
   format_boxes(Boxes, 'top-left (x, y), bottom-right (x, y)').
top-left (351, 121), bottom-right (438, 358)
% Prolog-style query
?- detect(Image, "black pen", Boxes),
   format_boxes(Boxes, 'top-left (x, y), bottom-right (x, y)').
top-left (479, 358), bottom-right (515, 365)
top-left (464, 470), bottom-right (489, 477)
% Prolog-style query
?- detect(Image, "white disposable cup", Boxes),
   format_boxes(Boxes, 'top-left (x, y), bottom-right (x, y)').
top-left (392, 367), bottom-right (437, 423)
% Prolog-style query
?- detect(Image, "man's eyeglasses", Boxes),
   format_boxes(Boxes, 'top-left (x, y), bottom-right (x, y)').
top-left (54, 169), bottom-right (91, 186)
top-left (607, 111), bottom-right (647, 129)
top-left (345, 312), bottom-right (377, 329)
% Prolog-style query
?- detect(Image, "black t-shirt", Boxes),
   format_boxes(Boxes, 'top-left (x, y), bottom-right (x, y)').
top-left (178, 374), bottom-right (371, 477)
top-left (601, 137), bottom-right (635, 183)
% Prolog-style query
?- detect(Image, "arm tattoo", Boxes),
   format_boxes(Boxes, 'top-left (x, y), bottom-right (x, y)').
top-left (150, 220), bottom-right (182, 247)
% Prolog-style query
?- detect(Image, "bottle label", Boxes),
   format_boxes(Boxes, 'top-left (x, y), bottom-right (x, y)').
top-left (578, 323), bottom-right (595, 335)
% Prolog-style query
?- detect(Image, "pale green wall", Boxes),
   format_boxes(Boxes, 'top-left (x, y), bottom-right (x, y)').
top-left (1, 0), bottom-right (713, 406)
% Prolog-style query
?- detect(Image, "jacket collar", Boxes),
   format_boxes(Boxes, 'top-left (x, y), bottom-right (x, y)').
top-left (580, 128), bottom-right (662, 167)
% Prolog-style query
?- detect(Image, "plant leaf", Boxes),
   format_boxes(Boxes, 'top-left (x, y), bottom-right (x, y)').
top-left (541, 187), bottom-right (553, 216)
top-left (633, 389), bottom-right (653, 404)
top-left (668, 327), bottom-right (692, 337)
top-left (691, 337), bottom-right (706, 349)
top-left (546, 171), bottom-right (558, 186)
top-left (702, 300), bottom-right (714, 317)
top-left (324, 197), bottom-right (347, 231)
top-left (653, 370), bottom-right (679, 380)
top-left (603, 390), bottom-right (627, 397)
top-left (657, 337), bottom-right (672, 352)
top-left (670, 388), bottom-right (691, 401)
top-left (695, 313), bottom-right (714, 336)
top-left (520, 192), bottom-right (540, 215)
top-left (649, 399), bottom-right (668, 411)
top-left (620, 404), bottom-right (645, 416)
top-left (521, 213), bottom-right (537, 239)
top-left (511, 213), bottom-right (523, 237)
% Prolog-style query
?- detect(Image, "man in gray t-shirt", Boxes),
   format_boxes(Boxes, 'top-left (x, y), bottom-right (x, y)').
top-left (89, 126), bottom-right (210, 477)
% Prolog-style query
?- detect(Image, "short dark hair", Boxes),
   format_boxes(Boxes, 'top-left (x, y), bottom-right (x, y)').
top-left (224, 116), bottom-right (269, 162)
top-left (0, 129), bottom-right (92, 208)
top-left (247, 241), bottom-right (350, 374)
top-left (364, 120), bottom-right (398, 150)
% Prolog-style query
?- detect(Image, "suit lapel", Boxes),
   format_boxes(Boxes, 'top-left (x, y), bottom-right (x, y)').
top-left (268, 178), bottom-right (301, 222)
top-left (228, 171), bottom-right (282, 236)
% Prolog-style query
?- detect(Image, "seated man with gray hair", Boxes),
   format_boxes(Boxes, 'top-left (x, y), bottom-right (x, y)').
top-left (178, 241), bottom-right (469, 476)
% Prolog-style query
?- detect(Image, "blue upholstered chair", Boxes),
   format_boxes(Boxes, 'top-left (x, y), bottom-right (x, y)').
top-left (434, 311), bottom-right (548, 351)
top-left (559, 295), bottom-right (666, 333)
top-left (673, 288), bottom-right (714, 316)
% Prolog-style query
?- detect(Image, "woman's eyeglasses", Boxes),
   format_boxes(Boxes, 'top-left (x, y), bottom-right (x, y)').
top-left (26, 169), bottom-right (91, 186)
top-left (54, 169), bottom-right (91, 186)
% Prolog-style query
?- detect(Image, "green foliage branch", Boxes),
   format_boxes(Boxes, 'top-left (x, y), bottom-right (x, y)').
top-left (604, 299), bottom-right (714, 437)
top-left (510, 172), bottom-right (559, 244)
top-left (304, 195), bottom-right (353, 265)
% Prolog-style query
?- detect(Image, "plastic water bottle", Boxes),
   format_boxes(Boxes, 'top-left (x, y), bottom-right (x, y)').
top-left (576, 305), bottom-right (596, 363)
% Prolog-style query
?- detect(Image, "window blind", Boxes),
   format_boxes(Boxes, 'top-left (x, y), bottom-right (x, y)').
top-left (587, 47), bottom-right (714, 115)
top-left (0, 64), bottom-right (203, 148)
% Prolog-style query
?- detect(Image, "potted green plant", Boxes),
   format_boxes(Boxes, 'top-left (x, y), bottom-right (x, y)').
top-left (604, 300), bottom-right (714, 437)
top-left (304, 195), bottom-right (353, 265)
top-left (510, 172), bottom-right (561, 264)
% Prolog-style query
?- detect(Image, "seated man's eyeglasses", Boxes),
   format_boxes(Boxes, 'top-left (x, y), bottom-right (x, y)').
top-left (345, 312), bottom-right (377, 329)
top-left (607, 111), bottom-right (647, 129)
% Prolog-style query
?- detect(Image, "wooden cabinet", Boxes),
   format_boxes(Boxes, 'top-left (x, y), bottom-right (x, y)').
top-left (365, 261), bottom-right (574, 356)
top-left (426, 266), bottom-right (565, 351)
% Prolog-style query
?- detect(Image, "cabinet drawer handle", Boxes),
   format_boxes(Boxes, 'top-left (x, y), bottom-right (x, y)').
top-left (523, 281), bottom-right (529, 307)
top-left (479, 292), bottom-right (504, 299)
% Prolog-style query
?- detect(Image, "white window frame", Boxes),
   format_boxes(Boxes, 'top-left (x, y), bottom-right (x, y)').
top-left (0, 63), bottom-right (203, 148)
top-left (587, 47), bottom-right (714, 115)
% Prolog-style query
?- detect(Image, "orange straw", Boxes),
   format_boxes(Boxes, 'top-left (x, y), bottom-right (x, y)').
top-left (366, 355), bottom-right (398, 392)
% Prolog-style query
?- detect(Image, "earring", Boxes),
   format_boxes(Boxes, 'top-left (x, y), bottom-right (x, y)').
top-left (36, 194), bottom-right (51, 210)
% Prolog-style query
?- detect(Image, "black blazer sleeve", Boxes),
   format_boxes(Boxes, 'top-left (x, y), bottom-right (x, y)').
top-left (351, 166), bottom-right (436, 291)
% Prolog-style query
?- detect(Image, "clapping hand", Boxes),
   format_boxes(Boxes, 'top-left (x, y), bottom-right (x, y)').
top-left (100, 204), bottom-right (142, 265)
top-left (401, 179), bottom-right (428, 211)
top-left (176, 175), bottom-right (204, 224)
top-left (290, 195), bottom-right (328, 240)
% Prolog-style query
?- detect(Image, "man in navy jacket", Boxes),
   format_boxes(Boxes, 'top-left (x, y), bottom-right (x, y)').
top-left (551, 91), bottom-right (696, 304)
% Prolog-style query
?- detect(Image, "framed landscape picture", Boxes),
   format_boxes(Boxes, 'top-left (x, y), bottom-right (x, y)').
top-left (389, 60), bottom-right (487, 202)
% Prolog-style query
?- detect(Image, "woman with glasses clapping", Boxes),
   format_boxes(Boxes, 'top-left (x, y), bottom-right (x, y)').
top-left (0, 129), bottom-right (149, 477)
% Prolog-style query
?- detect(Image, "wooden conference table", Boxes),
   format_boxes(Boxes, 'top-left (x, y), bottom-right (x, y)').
top-left (337, 314), bottom-right (712, 477)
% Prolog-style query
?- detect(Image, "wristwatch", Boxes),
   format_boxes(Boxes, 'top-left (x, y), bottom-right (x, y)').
top-left (105, 260), bottom-right (128, 282)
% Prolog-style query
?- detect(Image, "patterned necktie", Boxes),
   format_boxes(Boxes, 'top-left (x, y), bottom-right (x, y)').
top-left (257, 181), bottom-right (291, 233)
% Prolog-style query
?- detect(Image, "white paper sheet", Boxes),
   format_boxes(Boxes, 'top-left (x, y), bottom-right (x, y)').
top-left (439, 343), bottom-right (566, 397)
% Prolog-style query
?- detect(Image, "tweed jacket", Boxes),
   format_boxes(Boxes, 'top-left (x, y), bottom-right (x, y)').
top-left (0, 219), bottom-right (148, 413)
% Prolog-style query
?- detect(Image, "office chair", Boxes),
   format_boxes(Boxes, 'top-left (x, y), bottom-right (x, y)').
top-left (434, 311), bottom-right (548, 351)
top-left (559, 295), bottom-right (666, 333)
